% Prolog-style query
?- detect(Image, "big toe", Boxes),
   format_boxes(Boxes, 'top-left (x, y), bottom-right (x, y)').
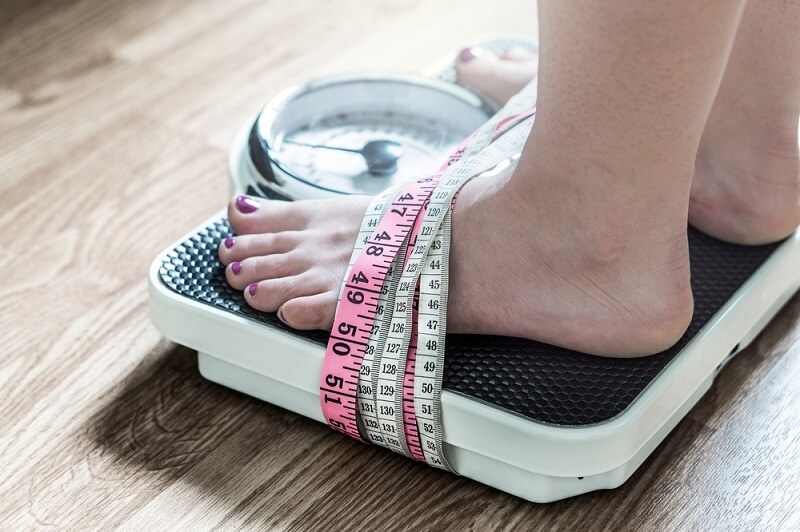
top-left (278, 291), bottom-right (337, 331)
top-left (455, 47), bottom-right (538, 106)
top-left (227, 194), bottom-right (309, 236)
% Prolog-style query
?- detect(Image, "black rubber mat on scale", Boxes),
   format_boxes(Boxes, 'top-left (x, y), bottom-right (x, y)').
top-left (159, 218), bottom-right (780, 426)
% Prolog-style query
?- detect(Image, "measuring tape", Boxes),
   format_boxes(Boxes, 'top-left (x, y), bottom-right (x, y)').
top-left (319, 80), bottom-right (538, 470)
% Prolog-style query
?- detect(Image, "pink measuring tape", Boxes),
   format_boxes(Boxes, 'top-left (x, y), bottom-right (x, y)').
top-left (319, 81), bottom-right (538, 469)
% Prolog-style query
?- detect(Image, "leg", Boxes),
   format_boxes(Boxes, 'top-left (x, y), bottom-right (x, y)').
top-left (458, 1), bottom-right (800, 245)
top-left (219, 0), bottom-right (746, 357)
top-left (689, 0), bottom-right (800, 244)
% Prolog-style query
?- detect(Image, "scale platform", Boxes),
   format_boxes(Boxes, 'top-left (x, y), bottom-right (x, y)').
top-left (147, 37), bottom-right (800, 502)
top-left (149, 219), bottom-right (799, 502)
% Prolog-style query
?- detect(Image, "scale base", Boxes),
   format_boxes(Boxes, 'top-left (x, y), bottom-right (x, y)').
top-left (196, 350), bottom-right (637, 501)
top-left (149, 35), bottom-right (800, 502)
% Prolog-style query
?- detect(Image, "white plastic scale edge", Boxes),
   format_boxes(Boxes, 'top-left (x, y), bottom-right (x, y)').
top-left (148, 213), bottom-right (800, 502)
top-left (151, 35), bottom-right (800, 501)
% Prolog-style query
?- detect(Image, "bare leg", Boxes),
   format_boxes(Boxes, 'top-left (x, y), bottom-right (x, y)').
top-left (457, 1), bottom-right (800, 245)
top-left (689, 0), bottom-right (800, 244)
top-left (220, 0), bottom-right (747, 357)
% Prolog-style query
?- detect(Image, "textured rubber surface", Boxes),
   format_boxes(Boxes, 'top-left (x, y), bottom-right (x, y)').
top-left (159, 218), bottom-right (779, 426)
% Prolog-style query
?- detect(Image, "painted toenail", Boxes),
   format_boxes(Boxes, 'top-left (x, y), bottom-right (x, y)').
top-left (224, 236), bottom-right (235, 248)
top-left (231, 261), bottom-right (242, 275)
top-left (459, 47), bottom-right (476, 63)
top-left (248, 283), bottom-right (258, 296)
top-left (235, 195), bottom-right (259, 214)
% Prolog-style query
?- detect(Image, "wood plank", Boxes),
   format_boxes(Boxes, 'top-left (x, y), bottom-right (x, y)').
top-left (1, 0), bottom-right (798, 529)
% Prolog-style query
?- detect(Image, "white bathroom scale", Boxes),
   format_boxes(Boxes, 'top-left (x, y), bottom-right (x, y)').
top-left (147, 37), bottom-right (800, 502)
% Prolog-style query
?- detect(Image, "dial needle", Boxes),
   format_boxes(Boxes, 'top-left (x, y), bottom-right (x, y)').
top-left (284, 139), bottom-right (404, 176)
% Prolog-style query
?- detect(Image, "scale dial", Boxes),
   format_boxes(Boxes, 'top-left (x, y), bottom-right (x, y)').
top-left (249, 75), bottom-right (495, 198)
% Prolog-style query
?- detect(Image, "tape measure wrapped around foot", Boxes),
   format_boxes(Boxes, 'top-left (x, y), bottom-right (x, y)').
top-left (319, 80), bottom-right (539, 471)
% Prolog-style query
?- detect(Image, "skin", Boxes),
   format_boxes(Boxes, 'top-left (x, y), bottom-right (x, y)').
top-left (219, 0), bottom-right (800, 358)
top-left (455, 0), bottom-right (800, 245)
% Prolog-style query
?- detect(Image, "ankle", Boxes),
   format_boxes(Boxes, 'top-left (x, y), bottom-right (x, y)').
top-left (703, 101), bottom-right (800, 163)
top-left (692, 110), bottom-right (800, 244)
top-left (500, 162), bottom-right (694, 355)
top-left (509, 148), bottom-right (693, 254)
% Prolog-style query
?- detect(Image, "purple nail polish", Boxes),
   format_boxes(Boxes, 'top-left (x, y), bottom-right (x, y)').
top-left (235, 195), bottom-right (259, 214)
top-left (224, 237), bottom-right (235, 249)
top-left (231, 261), bottom-right (242, 275)
top-left (248, 283), bottom-right (258, 296)
top-left (459, 47), bottom-right (476, 63)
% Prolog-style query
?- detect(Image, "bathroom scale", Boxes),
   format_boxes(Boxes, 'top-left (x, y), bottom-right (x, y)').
top-left (148, 36), bottom-right (800, 502)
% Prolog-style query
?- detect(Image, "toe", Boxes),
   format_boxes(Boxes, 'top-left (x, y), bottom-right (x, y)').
top-left (243, 273), bottom-right (330, 313)
top-left (225, 251), bottom-right (309, 290)
top-left (218, 232), bottom-right (301, 265)
top-left (455, 48), bottom-right (538, 106)
top-left (277, 291), bottom-right (337, 331)
top-left (498, 46), bottom-right (537, 62)
top-left (227, 195), bottom-right (311, 236)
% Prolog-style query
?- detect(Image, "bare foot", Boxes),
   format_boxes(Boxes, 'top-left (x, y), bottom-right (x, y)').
top-left (689, 114), bottom-right (800, 245)
top-left (455, 46), bottom-right (537, 107)
top-left (218, 162), bottom-right (693, 358)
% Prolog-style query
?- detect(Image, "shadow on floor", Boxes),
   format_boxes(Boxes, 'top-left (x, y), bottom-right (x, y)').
top-left (87, 293), bottom-right (799, 527)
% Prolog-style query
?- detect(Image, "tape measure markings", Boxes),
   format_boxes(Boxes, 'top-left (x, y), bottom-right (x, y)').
top-left (320, 181), bottom-right (437, 441)
top-left (320, 81), bottom-right (539, 467)
top-left (355, 191), bottom-right (402, 447)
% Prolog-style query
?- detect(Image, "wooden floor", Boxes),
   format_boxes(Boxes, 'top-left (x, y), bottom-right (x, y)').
top-left (1, 1), bottom-right (799, 530)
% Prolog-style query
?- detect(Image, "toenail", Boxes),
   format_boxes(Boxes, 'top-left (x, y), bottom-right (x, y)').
top-left (459, 47), bottom-right (476, 63)
top-left (277, 307), bottom-right (286, 323)
top-left (248, 283), bottom-right (258, 296)
top-left (224, 236), bottom-right (235, 248)
top-left (231, 261), bottom-right (242, 275)
top-left (235, 195), bottom-right (259, 214)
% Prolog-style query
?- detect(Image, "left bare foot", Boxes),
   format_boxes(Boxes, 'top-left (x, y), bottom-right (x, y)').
top-left (218, 148), bottom-right (694, 359)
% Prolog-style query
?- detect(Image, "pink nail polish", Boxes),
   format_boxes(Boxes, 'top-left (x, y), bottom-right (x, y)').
top-left (248, 283), bottom-right (258, 296)
top-left (224, 237), bottom-right (235, 249)
top-left (231, 261), bottom-right (242, 275)
top-left (235, 195), bottom-right (259, 214)
top-left (459, 47), bottom-right (476, 63)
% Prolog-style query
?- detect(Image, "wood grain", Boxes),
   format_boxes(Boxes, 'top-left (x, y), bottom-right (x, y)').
top-left (1, 0), bottom-right (798, 530)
